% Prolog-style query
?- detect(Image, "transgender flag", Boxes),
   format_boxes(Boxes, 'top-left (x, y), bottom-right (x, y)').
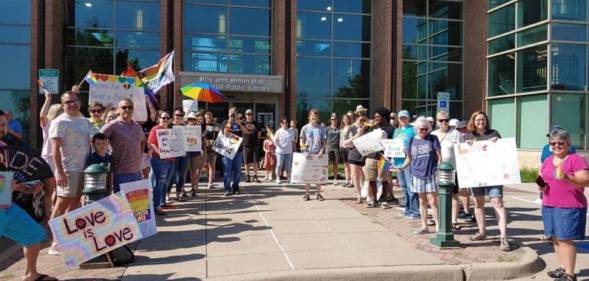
top-left (139, 51), bottom-right (175, 93)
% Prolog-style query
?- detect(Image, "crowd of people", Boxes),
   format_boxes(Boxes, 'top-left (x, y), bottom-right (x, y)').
top-left (0, 86), bottom-right (587, 281)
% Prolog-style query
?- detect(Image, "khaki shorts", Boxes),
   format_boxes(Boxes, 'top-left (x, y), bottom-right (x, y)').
top-left (188, 155), bottom-right (205, 170)
top-left (57, 171), bottom-right (84, 198)
top-left (363, 158), bottom-right (392, 182)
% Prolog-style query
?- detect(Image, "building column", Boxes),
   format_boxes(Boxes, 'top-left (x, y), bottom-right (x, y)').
top-left (371, 0), bottom-right (394, 111)
top-left (272, 0), bottom-right (287, 118)
top-left (463, 0), bottom-right (487, 116)
top-left (287, 0), bottom-right (297, 121)
top-left (392, 0), bottom-right (403, 112)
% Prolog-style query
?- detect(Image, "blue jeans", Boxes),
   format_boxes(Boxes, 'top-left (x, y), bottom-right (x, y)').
top-left (150, 157), bottom-right (175, 210)
top-left (275, 153), bottom-right (293, 179)
top-left (222, 151), bottom-right (243, 193)
top-left (113, 172), bottom-right (143, 193)
top-left (173, 156), bottom-right (188, 194)
top-left (399, 166), bottom-right (419, 216)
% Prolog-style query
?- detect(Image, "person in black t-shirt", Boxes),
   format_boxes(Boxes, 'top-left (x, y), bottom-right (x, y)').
top-left (220, 107), bottom-right (249, 195)
top-left (242, 109), bottom-right (262, 183)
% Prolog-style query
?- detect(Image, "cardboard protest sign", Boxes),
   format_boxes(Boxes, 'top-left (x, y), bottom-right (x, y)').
top-left (0, 172), bottom-right (14, 208)
top-left (182, 100), bottom-right (198, 114)
top-left (212, 133), bottom-right (243, 160)
top-left (88, 73), bottom-right (147, 121)
top-left (352, 128), bottom-right (387, 156)
top-left (156, 128), bottom-right (186, 159)
top-left (0, 146), bottom-right (53, 183)
top-left (381, 138), bottom-right (406, 158)
top-left (49, 192), bottom-right (141, 269)
top-left (175, 126), bottom-right (202, 152)
top-left (454, 138), bottom-right (521, 188)
top-left (120, 180), bottom-right (157, 238)
top-left (290, 152), bottom-right (328, 184)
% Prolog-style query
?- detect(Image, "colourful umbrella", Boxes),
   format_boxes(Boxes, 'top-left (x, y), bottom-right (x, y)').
top-left (180, 83), bottom-right (225, 103)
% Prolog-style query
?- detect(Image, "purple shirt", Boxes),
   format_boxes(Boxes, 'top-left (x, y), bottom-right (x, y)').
top-left (409, 134), bottom-right (441, 180)
top-left (541, 153), bottom-right (588, 208)
top-left (100, 119), bottom-right (145, 174)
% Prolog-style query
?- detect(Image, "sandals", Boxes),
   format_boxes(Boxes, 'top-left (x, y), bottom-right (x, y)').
top-left (190, 189), bottom-right (197, 197)
top-left (381, 202), bottom-right (391, 209)
top-left (470, 232), bottom-right (487, 241)
top-left (33, 274), bottom-right (58, 281)
top-left (554, 273), bottom-right (577, 281)
top-left (303, 194), bottom-right (310, 201)
top-left (548, 267), bottom-right (565, 278)
top-left (366, 202), bottom-right (377, 208)
top-left (355, 197), bottom-right (363, 204)
top-left (316, 194), bottom-right (325, 201)
top-left (452, 223), bottom-right (462, 231)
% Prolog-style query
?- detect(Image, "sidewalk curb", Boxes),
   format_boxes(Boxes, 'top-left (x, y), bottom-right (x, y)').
top-left (206, 246), bottom-right (542, 281)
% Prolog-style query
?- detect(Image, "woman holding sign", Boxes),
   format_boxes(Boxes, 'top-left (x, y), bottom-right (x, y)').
top-left (185, 112), bottom-right (206, 197)
top-left (463, 111), bottom-right (511, 251)
top-left (148, 111), bottom-right (175, 215)
top-left (540, 128), bottom-right (588, 281)
top-left (343, 107), bottom-right (368, 204)
top-left (300, 109), bottom-right (326, 201)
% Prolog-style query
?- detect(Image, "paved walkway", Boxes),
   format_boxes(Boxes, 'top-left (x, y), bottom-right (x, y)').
top-left (0, 181), bottom-right (556, 281)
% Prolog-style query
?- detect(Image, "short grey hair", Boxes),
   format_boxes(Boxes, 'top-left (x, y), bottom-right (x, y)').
top-left (415, 117), bottom-right (431, 130)
top-left (549, 128), bottom-right (571, 144)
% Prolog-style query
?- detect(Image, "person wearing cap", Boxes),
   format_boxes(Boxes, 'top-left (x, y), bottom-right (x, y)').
top-left (541, 125), bottom-right (576, 164)
top-left (449, 118), bottom-right (459, 129)
top-left (393, 110), bottom-right (420, 219)
top-left (426, 116), bottom-right (435, 129)
top-left (463, 111), bottom-right (512, 251)
top-left (184, 112), bottom-right (207, 198)
top-left (242, 109), bottom-right (263, 183)
top-left (390, 112), bottom-right (399, 128)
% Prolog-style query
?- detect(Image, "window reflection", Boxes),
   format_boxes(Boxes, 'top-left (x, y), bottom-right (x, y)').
top-left (0, 45), bottom-right (30, 90)
top-left (488, 4), bottom-right (515, 37)
top-left (551, 44), bottom-right (587, 91)
top-left (297, 12), bottom-right (332, 40)
top-left (333, 59), bottom-right (370, 98)
top-left (517, 46), bottom-right (547, 93)
top-left (116, 1), bottom-right (161, 31)
top-left (488, 54), bottom-right (515, 96)
top-left (297, 57), bottom-right (331, 99)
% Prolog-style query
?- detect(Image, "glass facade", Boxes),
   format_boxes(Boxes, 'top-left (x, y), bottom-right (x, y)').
top-left (402, 0), bottom-right (463, 118)
top-left (182, 0), bottom-right (271, 74)
top-left (65, 0), bottom-right (161, 91)
top-left (487, 0), bottom-right (589, 150)
top-left (0, 0), bottom-right (31, 141)
top-left (296, 0), bottom-right (371, 124)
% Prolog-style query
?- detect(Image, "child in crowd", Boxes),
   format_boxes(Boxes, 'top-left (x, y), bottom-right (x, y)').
top-left (263, 133), bottom-right (276, 181)
top-left (274, 118), bottom-right (294, 184)
top-left (86, 133), bottom-right (113, 193)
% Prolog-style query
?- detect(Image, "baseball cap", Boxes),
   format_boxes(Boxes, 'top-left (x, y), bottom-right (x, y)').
top-left (398, 110), bottom-right (410, 118)
top-left (355, 105), bottom-right (367, 113)
top-left (426, 116), bottom-right (434, 123)
top-left (449, 118), bottom-right (459, 127)
top-left (457, 120), bottom-right (468, 129)
top-left (185, 112), bottom-right (197, 120)
top-left (245, 109), bottom-right (253, 114)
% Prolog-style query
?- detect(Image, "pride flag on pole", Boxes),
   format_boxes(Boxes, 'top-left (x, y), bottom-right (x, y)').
top-left (139, 51), bottom-right (175, 93)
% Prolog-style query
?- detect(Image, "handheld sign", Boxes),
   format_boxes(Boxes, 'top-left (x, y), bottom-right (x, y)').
top-left (49, 192), bottom-right (142, 269)
top-left (0, 172), bottom-right (14, 208)
top-left (121, 180), bottom-right (157, 238)
top-left (437, 92), bottom-right (450, 114)
top-left (88, 73), bottom-right (147, 121)
top-left (0, 146), bottom-right (53, 183)
top-left (352, 128), bottom-right (387, 156)
top-left (454, 138), bottom-right (521, 188)
top-left (156, 128), bottom-right (186, 159)
top-left (381, 138), bottom-right (405, 158)
top-left (212, 133), bottom-right (242, 160)
top-left (290, 153), bottom-right (328, 184)
top-left (38, 69), bottom-right (59, 94)
top-left (175, 126), bottom-right (202, 152)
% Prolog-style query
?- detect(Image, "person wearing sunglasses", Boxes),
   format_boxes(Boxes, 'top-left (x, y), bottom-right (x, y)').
top-left (431, 111), bottom-right (470, 230)
top-left (393, 110), bottom-right (419, 219)
top-left (147, 111), bottom-right (175, 215)
top-left (463, 111), bottom-right (512, 251)
top-left (389, 112), bottom-right (399, 128)
top-left (87, 101), bottom-right (106, 135)
top-left (398, 117), bottom-right (441, 235)
top-left (539, 128), bottom-right (588, 281)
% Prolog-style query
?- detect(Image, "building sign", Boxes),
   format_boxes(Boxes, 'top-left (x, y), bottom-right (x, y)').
top-left (437, 92), bottom-right (450, 113)
top-left (180, 72), bottom-right (283, 93)
top-left (38, 69), bottom-right (59, 94)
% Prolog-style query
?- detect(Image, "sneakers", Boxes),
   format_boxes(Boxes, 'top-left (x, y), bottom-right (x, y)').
top-left (246, 176), bottom-right (252, 183)
top-left (470, 232), bottom-right (487, 241)
top-left (316, 194), bottom-right (325, 201)
top-left (224, 192), bottom-right (232, 196)
top-left (303, 194), bottom-right (310, 201)
top-left (48, 244), bottom-right (60, 256)
top-left (208, 183), bottom-right (215, 189)
top-left (233, 190), bottom-right (241, 195)
top-left (499, 238), bottom-right (513, 252)
top-left (381, 202), bottom-right (391, 209)
top-left (275, 179), bottom-right (281, 185)
top-left (253, 177), bottom-right (262, 183)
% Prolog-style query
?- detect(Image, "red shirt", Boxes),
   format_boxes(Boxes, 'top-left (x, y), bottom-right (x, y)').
top-left (148, 124), bottom-right (174, 162)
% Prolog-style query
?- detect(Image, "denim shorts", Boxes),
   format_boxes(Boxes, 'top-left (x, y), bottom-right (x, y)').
top-left (470, 185), bottom-right (503, 198)
top-left (0, 205), bottom-right (47, 247)
top-left (542, 206), bottom-right (587, 240)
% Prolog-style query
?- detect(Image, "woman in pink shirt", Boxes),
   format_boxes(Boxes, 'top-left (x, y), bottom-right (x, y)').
top-left (540, 128), bottom-right (588, 281)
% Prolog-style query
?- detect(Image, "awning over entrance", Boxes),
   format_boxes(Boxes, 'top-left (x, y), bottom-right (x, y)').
top-left (179, 72), bottom-right (284, 94)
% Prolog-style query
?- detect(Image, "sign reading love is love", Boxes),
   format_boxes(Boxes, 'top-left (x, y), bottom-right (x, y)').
top-left (88, 73), bottom-right (147, 121)
top-left (49, 192), bottom-right (141, 269)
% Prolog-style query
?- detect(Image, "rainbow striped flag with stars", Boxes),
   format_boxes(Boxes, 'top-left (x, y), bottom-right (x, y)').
top-left (378, 154), bottom-right (392, 174)
top-left (138, 51), bottom-right (175, 93)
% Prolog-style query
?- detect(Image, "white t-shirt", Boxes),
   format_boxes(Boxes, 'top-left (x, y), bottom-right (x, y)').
top-left (49, 113), bottom-right (93, 172)
top-left (431, 128), bottom-right (461, 167)
top-left (274, 128), bottom-right (294, 154)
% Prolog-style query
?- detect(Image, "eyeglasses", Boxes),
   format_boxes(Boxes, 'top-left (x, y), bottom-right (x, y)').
top-left (121, 106), bottom-right (134, 110)
top-left (90, 109), bottom-right (102, 113)
top-left (175, 113), bottom-right (183, 117)
top-left (390, 117), bottom-right (396, 120)
top-left (160, 116), bottom-right (170, 120)
top-left (438, 119), bottom-right (449, 123)
top-left (549, 141), bottom-right (566, 147)
top-left (330, 118), bottom-right (336, 121)
top-left (418, 128), bottom-right (428, 131)
top-left (63, 100), bottom-right (79, 105)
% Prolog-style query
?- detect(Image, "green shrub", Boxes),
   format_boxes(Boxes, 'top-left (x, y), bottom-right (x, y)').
top-left (520, 167), bottom-right (538, 183)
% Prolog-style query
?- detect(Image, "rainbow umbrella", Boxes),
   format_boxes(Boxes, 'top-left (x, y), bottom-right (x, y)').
top-left (180, 83), bottom-right (225, 103)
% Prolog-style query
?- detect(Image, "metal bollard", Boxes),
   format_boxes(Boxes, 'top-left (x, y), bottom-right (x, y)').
top-left (430, 161), bottom-right (461, 248)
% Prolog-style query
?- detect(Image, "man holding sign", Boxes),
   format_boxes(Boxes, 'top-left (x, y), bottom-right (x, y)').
top-left (220, 107), bottom-right (249, 196)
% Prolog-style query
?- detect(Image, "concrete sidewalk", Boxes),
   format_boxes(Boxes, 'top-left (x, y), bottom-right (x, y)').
top-left (0, 182), bottom-right (543, 281)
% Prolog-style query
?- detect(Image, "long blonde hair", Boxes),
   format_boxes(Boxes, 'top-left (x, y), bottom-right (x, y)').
top-left (47, 104), bottom-right (64, 121)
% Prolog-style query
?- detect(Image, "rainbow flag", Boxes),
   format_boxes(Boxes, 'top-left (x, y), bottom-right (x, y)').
top-left (122, 63), bottom-right (160, 110)
top-left (139, 51), bottom-right (175, 93)
top-left (378, 155), bottom-right (391, 174)
top-left (82, 70), bottom-right (97, 85)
